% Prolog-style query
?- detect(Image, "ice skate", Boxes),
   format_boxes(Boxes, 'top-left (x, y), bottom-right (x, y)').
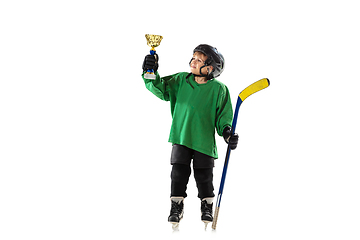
top-left (201, 198), bottom-right (214, 230)
top-left (168, 197), bottom-right (184, 230)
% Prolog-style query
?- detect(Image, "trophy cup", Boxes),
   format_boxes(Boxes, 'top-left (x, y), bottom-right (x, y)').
top-left (144, 34), bottom-right (163, 79)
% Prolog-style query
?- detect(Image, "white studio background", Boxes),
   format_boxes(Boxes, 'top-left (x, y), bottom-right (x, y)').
top-left (1, 0), bottom-right (359, 239)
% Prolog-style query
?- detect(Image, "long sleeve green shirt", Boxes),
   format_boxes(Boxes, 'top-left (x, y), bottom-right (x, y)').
top-left (142, 72), bottom-right (233, 159)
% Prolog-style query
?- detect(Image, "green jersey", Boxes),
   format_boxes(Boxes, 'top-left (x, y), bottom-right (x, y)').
top-left (142, 72), bottom-right (233, 159)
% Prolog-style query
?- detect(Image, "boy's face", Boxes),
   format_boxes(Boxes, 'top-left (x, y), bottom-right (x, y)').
top-left (190, 52), bottom-right (212, 76)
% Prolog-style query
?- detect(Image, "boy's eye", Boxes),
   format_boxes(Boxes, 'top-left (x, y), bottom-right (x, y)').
top-left (191, 58), bottom-right (203, 64)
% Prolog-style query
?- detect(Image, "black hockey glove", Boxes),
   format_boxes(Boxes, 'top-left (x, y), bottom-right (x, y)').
top-left (142, 54), bottom-right (159, 73)
top-left (223, 126), bottom-right (239, 150)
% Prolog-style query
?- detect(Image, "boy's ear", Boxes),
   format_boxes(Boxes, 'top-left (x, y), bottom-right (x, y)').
top-left (208, 66), bottom-right (213, 73)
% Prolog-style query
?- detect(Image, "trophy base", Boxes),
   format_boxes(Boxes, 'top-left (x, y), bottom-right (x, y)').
top-left (144, 73), bottom-right (156, 80)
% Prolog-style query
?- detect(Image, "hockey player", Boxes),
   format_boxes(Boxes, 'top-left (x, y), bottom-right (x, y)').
top-left (142, 44), bottom-right (239, 229)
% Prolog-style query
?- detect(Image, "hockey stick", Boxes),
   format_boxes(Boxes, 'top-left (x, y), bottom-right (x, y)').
top-left (212, 78), bottom-right (270, 230)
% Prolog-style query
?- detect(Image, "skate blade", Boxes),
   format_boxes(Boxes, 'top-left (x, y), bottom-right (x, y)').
top-left (202, 221), bottom-right (211, 230)
top-left (170, 222), bottom-right (179, 231)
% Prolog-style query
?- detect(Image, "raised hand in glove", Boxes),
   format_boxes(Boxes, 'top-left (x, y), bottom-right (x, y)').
top-left (142, 53), bottom-right (159, 73)
top-left (222, 126), bottom-right (239, 150)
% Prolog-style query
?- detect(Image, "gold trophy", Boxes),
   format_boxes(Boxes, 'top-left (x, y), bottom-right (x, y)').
top-left (144, 34), bottom-right (163, 79)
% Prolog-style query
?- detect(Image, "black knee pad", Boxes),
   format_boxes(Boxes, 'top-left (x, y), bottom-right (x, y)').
top-left (194, 168), bottom-right (213, 183)
top-left (171, 164), bottom-right (191, 183)
top-left (194, 168), bottom-right (214, 199)
top-left (171, 164), bottom-right (192, 198)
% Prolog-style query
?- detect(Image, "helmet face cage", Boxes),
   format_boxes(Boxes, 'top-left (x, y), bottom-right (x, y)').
top-left (191, 44), bottom-right (225, 79)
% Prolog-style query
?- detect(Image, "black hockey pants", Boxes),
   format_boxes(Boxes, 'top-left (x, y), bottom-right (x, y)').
top-left (170, 144), bottom-right (215, 199)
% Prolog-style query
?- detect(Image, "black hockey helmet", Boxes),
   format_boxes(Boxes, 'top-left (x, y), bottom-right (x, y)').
top-left (191, 44), bottom-right (225, 79)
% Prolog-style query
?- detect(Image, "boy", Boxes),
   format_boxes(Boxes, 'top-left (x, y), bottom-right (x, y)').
top-left (142, 44), bottom-right (238, 227)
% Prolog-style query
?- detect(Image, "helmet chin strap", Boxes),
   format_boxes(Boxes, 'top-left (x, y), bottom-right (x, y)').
top-left (188, 58), bottom-right (213, 79)
top-left (192, 65), bottom-right (212, 79)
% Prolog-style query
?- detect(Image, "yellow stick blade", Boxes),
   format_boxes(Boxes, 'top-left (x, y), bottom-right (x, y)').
top-left (239, 78), bottom-right (270, 101)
